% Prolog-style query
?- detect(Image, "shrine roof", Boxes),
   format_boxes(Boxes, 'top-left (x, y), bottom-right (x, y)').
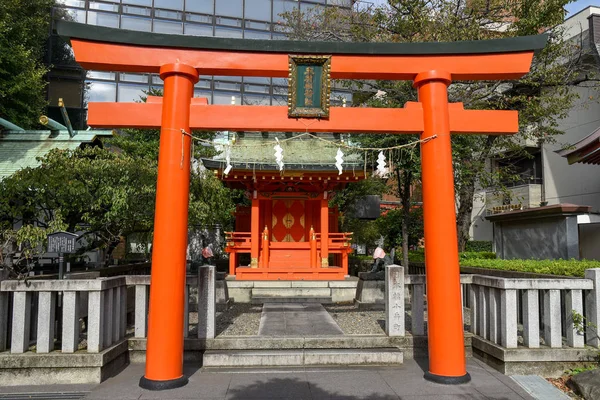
top-left (0, 130), bottom-right (114, 180)
top-left (555, 126), bottom-right (600, 165)
top-left (57, 21), bottom-right (547, 56)
top-left (201, 133), bottom-right (364, 173)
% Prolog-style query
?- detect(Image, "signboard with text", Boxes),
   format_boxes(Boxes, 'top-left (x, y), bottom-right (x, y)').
top-left (47, 231), bottom-right (78, 253)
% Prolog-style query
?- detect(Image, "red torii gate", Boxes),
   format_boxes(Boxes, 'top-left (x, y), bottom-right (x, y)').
top-left (58, 21), bottom-right (545, 389)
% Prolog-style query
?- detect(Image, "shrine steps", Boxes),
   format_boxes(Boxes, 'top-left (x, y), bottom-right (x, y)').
top-left (251, 287), bottom-right (333, 304)
top-left (243, 280), bottom-right (357, 304)
top-left (225, 278), bottom-right (359, 304)
top-left (251, 296), bottom-right (332, 304)
top-left (202, 348), bottom-right (404, 368)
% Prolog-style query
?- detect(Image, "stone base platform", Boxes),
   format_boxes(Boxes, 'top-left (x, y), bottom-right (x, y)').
top-left (0, 340), bottom-right (129, 386)
top-left (472, 336), bottom-right (599, 377)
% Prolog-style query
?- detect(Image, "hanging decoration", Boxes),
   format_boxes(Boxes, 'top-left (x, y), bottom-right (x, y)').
top-left (375, 151), bottom-right (389, 178)
top-left (274, 137), bottom-right (284, 171)
top-left (335, 147), bottom-right (344, 175)
top-left (224, 145), bottom-right (232, 175)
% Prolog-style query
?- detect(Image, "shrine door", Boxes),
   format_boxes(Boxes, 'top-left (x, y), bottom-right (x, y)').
top-left (271, 199), bottom-right (306, 242)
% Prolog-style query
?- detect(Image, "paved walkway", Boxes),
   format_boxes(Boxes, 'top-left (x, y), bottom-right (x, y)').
top-left (78, 358), bottom-right (535, 400)
top-left (258, 303), bottom-right (344, 336)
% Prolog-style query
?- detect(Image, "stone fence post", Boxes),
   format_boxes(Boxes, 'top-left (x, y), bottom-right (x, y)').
top-left (585, 268), bottom-right (600, 348)
top-left (385, 265), bottom-right (405, 337)
top-left (197, 265), bottom-right (215, 339)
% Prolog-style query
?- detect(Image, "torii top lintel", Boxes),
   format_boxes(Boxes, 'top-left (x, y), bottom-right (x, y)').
top-left (57, 21), bottom-right (546, 81)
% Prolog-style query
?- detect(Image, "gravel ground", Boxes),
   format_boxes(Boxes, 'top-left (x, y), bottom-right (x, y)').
top-left (323, 304), bottom-right (386, 335)
top-left (188, 303), bottom-right (262, 337)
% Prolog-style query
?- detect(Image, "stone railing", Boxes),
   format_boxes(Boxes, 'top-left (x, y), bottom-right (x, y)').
top-left (468, 270), bottom-right (600, 349)
top-left (384, 266), bottom-right (472, 337)
top-left (0, 276), bottom-right (127, 353)
top-left (126, 266), bottom-right (216, 340)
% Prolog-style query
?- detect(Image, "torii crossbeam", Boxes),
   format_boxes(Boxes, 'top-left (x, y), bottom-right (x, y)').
top-left (58, 21), bottom-right (546, 390)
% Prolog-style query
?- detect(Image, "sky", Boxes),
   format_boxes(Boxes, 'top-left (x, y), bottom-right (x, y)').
top-left (370, 0), bottom-right (598, 18)
top-left (566, 0), bottom-right (598, 16)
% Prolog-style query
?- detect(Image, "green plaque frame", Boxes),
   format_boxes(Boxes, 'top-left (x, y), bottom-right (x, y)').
top-left (288, 55), bottom-right (332, 118)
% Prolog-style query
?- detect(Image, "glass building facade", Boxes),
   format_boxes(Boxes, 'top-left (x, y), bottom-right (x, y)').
top-left (50, 0), bottom-right (354, 127)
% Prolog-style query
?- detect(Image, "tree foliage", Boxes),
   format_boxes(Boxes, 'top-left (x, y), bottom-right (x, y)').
top-left (281, 0), bottom-right (588, 251)
top-left (0, 0), bottom-right (57, 128)
top-left (1, 91), bottom-right (235, 271)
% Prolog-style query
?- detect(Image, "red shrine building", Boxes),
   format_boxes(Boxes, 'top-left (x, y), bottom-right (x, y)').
top-left (202, 132), bottom-right (364, 280)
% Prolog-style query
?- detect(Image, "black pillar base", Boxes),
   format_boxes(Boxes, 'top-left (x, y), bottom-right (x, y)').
top-left (139, 375), bottom-right (189, 391)
top-left (424, 371), bottom-right (471, 385)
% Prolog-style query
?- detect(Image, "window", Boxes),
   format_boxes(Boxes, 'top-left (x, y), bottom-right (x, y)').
top-left (195, 79), bottom-right (211, 89)
top-left (65, 8), bottom-right (86, 23)
top-left (244, 83), bottom-right (270, 93)
top-left (154, 19), bottom-right (183, 34)
top-left (216, 17), bottom-right (242, 27)
top-left (186, 13), bottom-right (213, 24)
top-left (245, 0), bottom-right (271, 21)
top-left (244, 77), bottom-right (270, 85)
top-left (154, 0), bottom-right (183, 10)
top-left (214, 91), bottom-right (240, 105)
top-left (117, 83), bottom-right (148, 102)
top-left (273, 0), bottom-right (298, 22)
top-left (155, 9), bottom-right (183, 20)
top-left (215, 0), bottom-right (243, 18)
top-left (122, 5), bottom-right (151, 16)
top-left (89, 1), bottom-right (119, 12)
top-left (244, 30), bottom-right (271, 39)
top-left (86, 81), bottom-right (117, 102)
top-left (214, 80), bottom-right (241, 91)
top-left (88, 71), bottom-right (116, 80)
top-left (243, 94), bottom-right (271, 105)
top-left (497, 152), bottom-right (543, 187)
top-left (272, 94), bottom-right (288, 106)
top-left (87, 11), bottom-right (119, 28)
top-left (121, 15), bottom-right (151, 31)
top-left (214, 76), bottom-right (241, 82)
top-left (122, 0), bottom-right (151, 6)
top-left (186, 0), bottom-right (214, 14)
top-left (184, 23), bottom-right (213, 36)
top-left (58, 0), bottom-right (86, 7)
top-left (194, 90), bottom-right (212, 104)
top-left (300, 3), bottom-right (325, 13)
top-left (214, 26), bottom-right (243, 38)
top-left (120, 73), bottom-right (148, 83)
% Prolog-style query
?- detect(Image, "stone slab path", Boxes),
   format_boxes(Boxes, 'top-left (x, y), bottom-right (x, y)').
top-left (258, 303), bottom-right (344, 336)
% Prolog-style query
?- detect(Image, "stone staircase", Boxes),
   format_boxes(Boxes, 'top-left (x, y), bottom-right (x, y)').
top-left (202, 348), bottom-right (404, 367)
top-left (250, 281), bottom-right (335, 304)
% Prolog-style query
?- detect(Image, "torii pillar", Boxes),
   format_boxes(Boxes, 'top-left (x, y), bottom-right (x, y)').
top-left (415, 71), bottom-right (468, 383)
top-left (139, 63), bottom-right (198, 390)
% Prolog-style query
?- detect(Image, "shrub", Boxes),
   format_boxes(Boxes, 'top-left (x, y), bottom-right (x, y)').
top-left (459, 252), bottom-right (496, 261)
top-left (465, 240), bottom-right (493, 252)
top-left (460, 258), bottom-right (600, 277)
top-left (408, 251), bottom-right (495, 263)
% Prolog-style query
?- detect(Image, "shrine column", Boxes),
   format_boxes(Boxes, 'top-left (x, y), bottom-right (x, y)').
top-left (320, 194), bottom-right (329, 267)
top-left (414, 71), bottom-right (470, 384)
top-left (140, 63), bottom-right (198, 390)
top-left (250, 195), bottom-right (259, 268)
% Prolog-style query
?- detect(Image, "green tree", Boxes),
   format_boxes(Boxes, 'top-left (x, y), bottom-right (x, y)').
top-left (0, 0), bottom-right (57, 128)
top-left (0, 91), bottom-right (235, 270)
top-left (281, 0), bottom-right (590, 252)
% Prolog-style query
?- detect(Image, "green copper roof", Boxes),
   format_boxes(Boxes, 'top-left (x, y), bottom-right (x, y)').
top-left (203, 132), bottom-right (363, 172)
top-left (0, 130), bottom-right (114, 180)
top-left (57, 20), bottom-right (548, 56)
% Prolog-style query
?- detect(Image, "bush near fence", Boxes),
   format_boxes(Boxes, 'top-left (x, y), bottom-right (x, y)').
top-left (460, 258), bottom-right (600, 278)
top-left (464, 240), bottom-right (493, 252)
